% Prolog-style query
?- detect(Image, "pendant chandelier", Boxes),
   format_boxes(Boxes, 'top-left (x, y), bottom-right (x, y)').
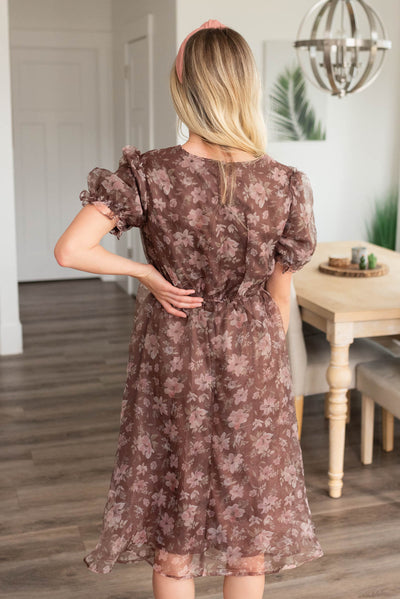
top-left (294, 0), bottom-right (392, 98)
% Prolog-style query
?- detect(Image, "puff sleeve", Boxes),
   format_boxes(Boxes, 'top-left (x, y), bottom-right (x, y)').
top-left (79, 145), bottom-right (147, 239)
top-left (273, 168), bottom-right (317, 273)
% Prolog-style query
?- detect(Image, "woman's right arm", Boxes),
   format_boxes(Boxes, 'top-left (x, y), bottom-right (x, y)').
top-left (54, 205), bottom-right (204, 318)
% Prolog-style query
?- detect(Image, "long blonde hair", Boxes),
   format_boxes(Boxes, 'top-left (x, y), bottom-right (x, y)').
top-left (169, 26), bottom-right (267, 206)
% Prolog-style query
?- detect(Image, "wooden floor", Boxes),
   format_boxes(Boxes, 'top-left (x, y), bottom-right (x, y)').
top-left (1, 278), bottom-right (400, 599)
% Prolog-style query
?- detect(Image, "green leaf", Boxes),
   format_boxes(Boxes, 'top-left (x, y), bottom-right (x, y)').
top-left (364, 187), bottom-right (398, 250)
top-left (268, 64), bottom-right (326, 141)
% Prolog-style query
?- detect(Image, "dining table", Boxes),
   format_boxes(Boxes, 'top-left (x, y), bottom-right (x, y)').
top-left (293, 240), bottom-right (400, 498)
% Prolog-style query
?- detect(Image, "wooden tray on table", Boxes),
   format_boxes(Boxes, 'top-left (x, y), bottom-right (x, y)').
top-left (318, 262), bottom-right (389, 277)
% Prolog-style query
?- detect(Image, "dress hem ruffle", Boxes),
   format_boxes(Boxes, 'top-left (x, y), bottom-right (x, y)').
top-left (83, 545), bottom-right (324, 580)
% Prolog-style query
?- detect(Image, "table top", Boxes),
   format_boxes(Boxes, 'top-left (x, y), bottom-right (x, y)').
top-left (294, 240), bottom-right (400, 323)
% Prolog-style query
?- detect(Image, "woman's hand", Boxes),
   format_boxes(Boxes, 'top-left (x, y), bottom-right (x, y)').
top-left (137, 264), bottom-right (203, 318)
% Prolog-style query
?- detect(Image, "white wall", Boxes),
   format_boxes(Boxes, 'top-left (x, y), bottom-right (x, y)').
top-left (8, 0), bottom-right (112, 30)
top-left (112, 0), bottom-right (176, 153)
top-left (176, 0), bottom-right (400, 246)
top-left (0, 0), bottom-right (23, 354)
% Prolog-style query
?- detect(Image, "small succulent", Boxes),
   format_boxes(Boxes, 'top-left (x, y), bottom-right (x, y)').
top-left (368, 253), bottom-right (377, 269)
top-left (359, 255), bottom-right (367, 270)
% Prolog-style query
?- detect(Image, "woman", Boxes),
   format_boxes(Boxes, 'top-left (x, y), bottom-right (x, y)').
top-left (54, 19), bottom-right (324, 599)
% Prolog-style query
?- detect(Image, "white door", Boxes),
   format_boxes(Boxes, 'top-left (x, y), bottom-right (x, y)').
top-left (120, 31), bottom-right (152, 297)
top-left (11, 47), bottom-right (100, 281)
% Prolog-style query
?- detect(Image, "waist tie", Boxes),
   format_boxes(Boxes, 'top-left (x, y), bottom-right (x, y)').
top-left (199, 283), bottom-right (268, 312)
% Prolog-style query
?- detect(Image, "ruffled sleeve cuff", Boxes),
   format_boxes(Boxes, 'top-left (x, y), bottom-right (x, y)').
top-left (273, 168), bottom-right (317, 274)
top-left (79, 145), bottom-right (147, 239)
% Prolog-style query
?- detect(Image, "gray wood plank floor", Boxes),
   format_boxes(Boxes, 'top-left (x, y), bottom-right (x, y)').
top-left (1, 278), bottom-right (399, 599)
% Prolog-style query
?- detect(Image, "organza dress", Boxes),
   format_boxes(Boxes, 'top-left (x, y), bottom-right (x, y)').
top-left (79, 143), bottom-right (324, 579)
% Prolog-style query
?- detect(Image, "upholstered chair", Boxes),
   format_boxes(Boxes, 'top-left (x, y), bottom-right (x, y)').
top-left (355, 357), bottom-right (400, 465)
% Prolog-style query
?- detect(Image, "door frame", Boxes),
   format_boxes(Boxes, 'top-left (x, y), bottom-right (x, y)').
top-left (120, 13), bottom-right (154, 296)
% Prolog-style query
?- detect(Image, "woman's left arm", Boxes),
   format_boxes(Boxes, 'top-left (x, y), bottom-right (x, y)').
top-left (265, 261), bottom-right (292, 335)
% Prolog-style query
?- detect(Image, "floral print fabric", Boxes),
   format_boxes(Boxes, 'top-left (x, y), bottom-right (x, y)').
top-left (79, 144), bottom-right (324, 579)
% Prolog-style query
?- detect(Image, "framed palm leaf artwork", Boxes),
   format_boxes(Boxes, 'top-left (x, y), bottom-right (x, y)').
top-left (262, 40), bottom-right (327, 142)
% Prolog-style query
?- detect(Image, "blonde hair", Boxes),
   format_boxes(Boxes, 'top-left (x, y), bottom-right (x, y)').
top-left (169, 26), bottom-right (267, 206)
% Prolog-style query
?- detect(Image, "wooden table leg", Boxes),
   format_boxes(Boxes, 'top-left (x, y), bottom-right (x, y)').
top-left (326, 329), bottom-right (353, 498)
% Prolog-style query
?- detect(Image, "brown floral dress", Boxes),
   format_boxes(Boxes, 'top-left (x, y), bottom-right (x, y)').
top-left (79, 143), bottom-right (324, 579)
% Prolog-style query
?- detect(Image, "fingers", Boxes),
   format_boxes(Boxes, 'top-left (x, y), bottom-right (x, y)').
top-left (159, 299), bottom-right (187, 318)
top-left (165, 284), bottom-right (203, 300)
top-left (163, 294), bottom-right (203, 308)
top-left (146, 276), bottom-right (205, 317)
top-left (170, 287), bottom-right (197, 295)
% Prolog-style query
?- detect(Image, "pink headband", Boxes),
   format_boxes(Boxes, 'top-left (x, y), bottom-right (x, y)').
top-left (175, 19), bottom-right (227, 83)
